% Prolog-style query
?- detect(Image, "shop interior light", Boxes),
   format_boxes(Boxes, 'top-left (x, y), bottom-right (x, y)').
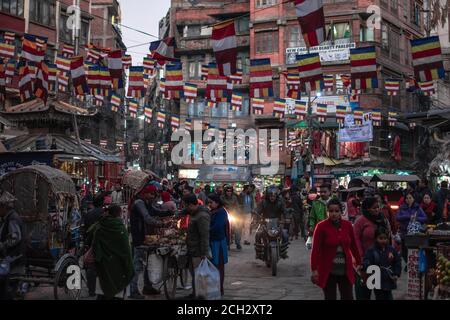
top-left (73, 156), bottom-right (81, 160)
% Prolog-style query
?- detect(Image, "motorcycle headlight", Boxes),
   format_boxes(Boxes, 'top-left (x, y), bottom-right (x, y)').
top-left (267, 229), bottom-right (279, 237)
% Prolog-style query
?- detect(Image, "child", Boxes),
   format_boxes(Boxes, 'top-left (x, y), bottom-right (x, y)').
top-left (362, 227), bottom-right (402, 300)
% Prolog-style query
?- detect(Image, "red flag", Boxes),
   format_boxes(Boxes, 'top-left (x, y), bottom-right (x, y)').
top-left (70, 56), bottom-right (89, 95)
top-left (211, 20), bottom-right (237, 76)
top-left (35, 61), bottom-right (49, 104)
top-left (108, 50), bottom-right (123, 89)
top-left (294, 0), bottom-right (325, 48)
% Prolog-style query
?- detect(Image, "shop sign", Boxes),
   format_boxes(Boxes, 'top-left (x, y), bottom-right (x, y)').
top-left (0, 153), bottom-right (53, 176)
top-left (338, 114), bottom-right (373, 143)
top-left (178, 169), bottom-right (199, 179)
top-left (406, 249), bottom-right (425, 300)
top-left (286, 41), bottom-right (356, 65)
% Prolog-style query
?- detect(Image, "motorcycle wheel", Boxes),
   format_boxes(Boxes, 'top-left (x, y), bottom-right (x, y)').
top-left (271, 246), bottom-right (278, 276)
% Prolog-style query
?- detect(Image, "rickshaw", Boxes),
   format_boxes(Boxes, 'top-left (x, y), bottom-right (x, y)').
top-left (0, 165), bottom-right (85, 300)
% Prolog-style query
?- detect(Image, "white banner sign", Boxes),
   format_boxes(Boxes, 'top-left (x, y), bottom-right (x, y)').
top-left (338, 113), bottom-right (373, 142)
top-left (286, 42), bottom-right (356, 64)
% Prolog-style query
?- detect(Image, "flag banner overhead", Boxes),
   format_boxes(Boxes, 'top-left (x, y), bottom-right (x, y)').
top-left (335, 105), bottom-right (347, 123)
top-left (323, 75), bottom-right (334, 92)
top-left (411, 36), bottom-right (445, 82)
top-left (127, 66), bottom-right (145, 98)
top-left (108, 50), bottom-right (124, 89)
top-left (295, 100), bottom-right (307, 120)
top-left (201, 64), bottom-right (209, 80)
top-left (99, 66), bottom-right (112, 96)
top-left (252, 98), bottom-right (265, 115)
top-left (211, 19), bottom-right (238, 76)
top-left (56, 54), bottom-right (71, 72)
top-left (206, 62), bottom-right (229, 102)
top-left (184, 83), bottom-right (198, 103)
top-left (297, 53), bottom-right (323, 93)
top-left (227, 69), bottom-right (243, 85)
top-left (385, 78), bottom-right (401, 96)
top-left (111, 94), bottom-right (121, 112)
top-left (0, 42), bottom-right (15, 59)
top-left (4, 32), bottom-right (16, 44)
top-left (5, 59), bottom-right (16, 84)
top-left (250, 58), bottom-right (273, 98)
top-left (144, 106), bottom-right (153, 123)
top-left (18, 60), bottom-right (33, 102)
top-left (21, 34), bottom-right (46, 63)
top-left (418, 81), bottom-right (435, 96)
top-left (350, 46), bottom-right (378, 91)
top-left (62, 43), bottom-right (75, 58)
top-left (35, 61), bottom-right (49, 104)
top-left (70, 56), bottom-right (89, 95)
top-left (122, 54), bottom-right (132, 69)
top-left (87, 64), bottom-right (100, 95)
top-left (315, 103), bottom-right (328, 122)
top-left (165, 63), bottom-right (183, 99)
top-left (274, 98), bottom-right (286, 118)
top-left (231, 92), bottom-right (243, 111)
top-left (171, 115), bottom-right (180, 130)
top-left (371, 109), bottom-right (382, 126)
top-left (150, 37), bottom-right (176, 66)
top-left (294, 0), bottom-right (326, 48)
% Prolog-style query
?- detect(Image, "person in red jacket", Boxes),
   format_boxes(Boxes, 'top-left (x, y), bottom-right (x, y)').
top-left (310, 198), bottom-right (362, 300)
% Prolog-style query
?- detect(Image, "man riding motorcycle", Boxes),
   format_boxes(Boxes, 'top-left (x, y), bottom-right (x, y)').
top-left (255, 187), bottom-right (289, 259)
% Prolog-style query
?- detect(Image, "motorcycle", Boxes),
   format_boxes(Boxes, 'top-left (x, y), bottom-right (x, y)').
top-left (254, 214), bottom-right (288, 276)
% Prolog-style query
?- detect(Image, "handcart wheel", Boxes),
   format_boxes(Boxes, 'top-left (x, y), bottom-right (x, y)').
top-left (163, 256), bottom-right (178, 300)
top-left (54, 257), bottom-right (84, 300)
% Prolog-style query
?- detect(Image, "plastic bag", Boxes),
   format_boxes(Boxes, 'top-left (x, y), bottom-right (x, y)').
top-left (306, 236), bottom-right (313, 250)
top-left (147, 253), bottom-right (164, 284)
top-left (194, 258), bottom-right (221, 300)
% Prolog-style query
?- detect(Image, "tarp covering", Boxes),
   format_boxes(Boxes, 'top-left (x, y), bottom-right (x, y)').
top-left (370, 174), bottom-right (420, 183)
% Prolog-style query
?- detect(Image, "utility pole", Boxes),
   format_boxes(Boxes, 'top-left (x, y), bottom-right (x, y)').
top-left (72, 0), bottom-right (83, 150)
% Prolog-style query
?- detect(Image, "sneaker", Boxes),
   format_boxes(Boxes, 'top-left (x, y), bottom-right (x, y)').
top-left (129, 293), bottom-right (145, 300)
top-left (142, 286), bottom-right (161, 295)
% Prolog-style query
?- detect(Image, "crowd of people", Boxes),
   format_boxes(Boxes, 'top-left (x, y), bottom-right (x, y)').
top-left (1, 176), bottom-right (449, 300)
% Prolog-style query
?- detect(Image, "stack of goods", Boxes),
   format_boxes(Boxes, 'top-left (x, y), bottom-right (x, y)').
top-left (144, 218), bottom-right (187, 246)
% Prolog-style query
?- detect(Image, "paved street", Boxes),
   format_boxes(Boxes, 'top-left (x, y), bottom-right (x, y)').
top-left (23, 236), bottom-right (407, 300)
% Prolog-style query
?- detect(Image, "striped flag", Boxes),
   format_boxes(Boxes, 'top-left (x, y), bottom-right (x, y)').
top-left (335, 105), bottom-right (347, 124)
top-left (372, 109), bottom-right (382, 126)
top-left (122, 54), bottom-right (132, 69)
top-left (35, 61), bottom-right (49, 104)
top-left (316, 103), bottom-right (328, 123)
top-left (323, 75), bottom-right (334, 92)
top-left (47, 63), bottom-right (57, 92)
top-left (110, 94), bottom-right (121, 112)
top-left (87, 65), bottom-right (100, 95)
top-left (0, 60), bottom-right (5, 97)
top-left (286, 66), bottom-right (301, 99)
top-left (128, 100), bottom-right (138, 118)
top-left (227, 69), bottom-right (243, 85)
top-left (144, 107), bottom-right (153, 123)
top-left (184, 83), bottom-right (198, 103)
top-left (211, 20), bottom-right (237, 76)
top-left (132, 142), bottom-right (140, 150)
top-left (62, 43), bottom-right (75, 58)
top-left (0, 42), bottom-right (15, 59)
top-left (165, 63), bottom-right (183, 99)
top-left (108, 50), bottom-right (124, 89)
top-left (99, 66), bottom-right (112, 96)
top-left (201, 64), bottom-right (209, 80)
top-left (143, 56), bottom-right (156, 75)
top-left (406, 76), bottom-right (417, 92)
top-left (350, 46), bottom-right (378, 91)
top-left (295, 100), bottom-right (307, 120)
top-left (94, 95), bottom-right (104, 106)
top-left (297, 53), bottom-right (323, 93)
top-left (5, 59), bottom-right (16, 84)
top-left (18, 60), bottom-right (33, 102)
top-left (231, 92), bottom-right (243, 111)
top-left (127, 66), bottom-right (145, 98)
top-left (147, 143), bottom-right (155, 151)
top-left (21, 34), bottom-right (45, 63)
top-left (116, 141), bottom-right (124, 149)
top-left (150, 37), bottom-right (176, 66)
top-left (70, 56), bottom-right (89, 95)
top-left (353, 108), bottom-right (364, 125)
top-left (86, 47), bottom-right (103, 64)
top-left (4, 32), bottom-right (15, 44)
top-left (157, 111), bottom-right (166, 128)
top-left (56, 54), bottom-right (71, 72)
top-left (411, 36), bottom-right (445, 82)
top-left (385, 78), bottom-right (401, 96)
top-left (274, 99), bottom-right (286, 118)
top-left (252, 98), bottom-right (265, 115)
top-left (57, 70), bottom-right (69, 92)
top-left (35, 37), bottom-right (47, 52)
top-left (207, 100), bottom-right (216, 108)
top-left (85, 139), bottom-right (92, 144)
top-left (171, 116), bottom-right (180, 130)
top-left (185, 119), bottom-right (192, 131)
top-left (250, 58), bottom-right (273, 98)
top-left (28, 64), bottom-right (37, 82)
top-left (418, 81), bottom-right (435, 96)
top-left (340, 74), bottom-right (351, 88)
top-left (159, 78), bottom-right (168, 99)
top-left (388, 112), bottom-right (398, 127)
top-left (100, 140), bottom-right (107, 148)
top-left (294, 0), bottom-right (325, 48)
top-left (206, 62), bottom-right (228, 102)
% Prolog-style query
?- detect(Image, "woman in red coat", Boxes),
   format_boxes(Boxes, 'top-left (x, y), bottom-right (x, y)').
top-left (310, 198), bottom-right (362, 300)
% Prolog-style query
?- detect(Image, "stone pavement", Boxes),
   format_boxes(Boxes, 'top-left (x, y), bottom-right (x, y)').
top-left (23, 236), bottom-right (408, 300)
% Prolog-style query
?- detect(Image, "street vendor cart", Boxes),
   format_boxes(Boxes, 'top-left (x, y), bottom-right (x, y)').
top-left (0, 165), bottom-right (85, 300)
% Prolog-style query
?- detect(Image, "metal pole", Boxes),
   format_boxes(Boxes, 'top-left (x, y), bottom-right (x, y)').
top-left (72, 0), bottom-right (83, 150)
top-left (307, 91), bottom-right (314, 189)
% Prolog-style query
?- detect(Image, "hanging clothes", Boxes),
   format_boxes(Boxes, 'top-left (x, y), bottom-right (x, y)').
top-left (392, 135), bottom-right (402, 162)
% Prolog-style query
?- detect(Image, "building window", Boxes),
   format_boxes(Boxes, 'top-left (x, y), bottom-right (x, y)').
top-left (404, 36), bottom-right (410, 66)
top-left (381, 24), bottom-right (389, 53)
top-left (390, 30), bottom-right (400, 61)
top-left (255, 0), bottom-right (277, 8)
top-left (188, 59), bottom-right (202, 80)
top-left (29, 0), bottom-right (56, 27)
top-left (236, 16), bottom-right (250, 34)
top-left (325, 22), bottom-right (351, 42)
top-left (285, 25), bottom-right (305, 48)
top-left (360, 25), bottom-right (375, 42)
top-left (380, 0), bottom-right (389, 9)
top-left (183, 25), bottom-right (201, 38)
top-left (403, 0), bottom-right (408, 18)
top-left (391, 0), bottom-right (398, 15)
top-left (60, 14), bottom-right (89, 46)
top-left (1, 0), bottom-right (24, 16)
top-left (255, 31), bottom-right (278, 53)
top-left (411, 1), bottom-right (421, 26)
top-left (237, 54), bottom-right (250, 74)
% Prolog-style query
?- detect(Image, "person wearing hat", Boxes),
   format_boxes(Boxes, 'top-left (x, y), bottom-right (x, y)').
top-left (0, 191), bottom-right (25, 300)
top-left (129, 184), bottom-right (172, 299)
top-left (221, 185), bottom-right (241, 250)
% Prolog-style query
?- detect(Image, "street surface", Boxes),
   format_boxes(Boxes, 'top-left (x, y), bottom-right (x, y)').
top-left (24, 236), bottom-right (407, 300)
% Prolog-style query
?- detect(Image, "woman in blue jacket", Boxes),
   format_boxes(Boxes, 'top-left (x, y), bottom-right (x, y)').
top-left (396, 192), bottom-right (427, 265)
top-left (207, 193), bottom-right (229, 296)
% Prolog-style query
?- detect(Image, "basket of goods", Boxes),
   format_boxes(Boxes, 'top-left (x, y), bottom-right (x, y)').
top-left (435, 248), bottom-right (450, 297)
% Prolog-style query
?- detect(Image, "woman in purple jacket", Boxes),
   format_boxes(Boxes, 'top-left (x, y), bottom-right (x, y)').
top-left (396, 192), bottom-right (427, 265)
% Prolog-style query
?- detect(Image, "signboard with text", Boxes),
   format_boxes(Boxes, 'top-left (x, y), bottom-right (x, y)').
top-left (286, 42), bottom-right (356, 65)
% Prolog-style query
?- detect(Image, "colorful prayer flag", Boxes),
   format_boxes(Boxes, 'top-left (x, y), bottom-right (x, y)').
top-left (70, 56), bottom-right (89, 95)
top-left (294, 0), bottom-right (325, 48)
top-left (335, 105), bottom-right (347, 124)
top-left (18, 60), bottom-right (33, 102)
top-left (353, 108), bottom-right (364, 125)
top-left (252, 98), bottom-right (265, 115)
top-left (34, 61), bottom-right (49, 104)
top-left (108, 50), bottom-right (124, 89)
top-left (0, 42), bottom-right (15, 59)
top-left (295, 100), bottom-right (307, 120)
top-left (21, 34), bottom-right (45, 63)
top-left (211, 20), bottom-right (237, 76)
top-left (350, 46), bottom-right (378, 91)
top-left (274, 99), bottom-right (286, 118)
top-left (184, 83), bottom-right (198, 103)
top-left (128, 100), bottom-right (138, 118)
top-left (165, 63), bottom-right (183, 99)
top-left (250, 58), bottom-right (273, 98)
top-left (127, 66), bottom-right (145, 98)
top-left (323, 75), bottom-right (334, 92)
top-left (122, 54), bottom-right (132, 69)
top-left (371, 109), bottom-right (382, 126)
top-left (62, 43), bottom-right (75, 58)
top-left (316, 103), bottom-right (328, 123)
top-left (144, 107), bottom-right (153, 123)
top-left (385, 78), bottom-right (401, 96)
top-left (231, 92), bottom-right (243, 111)
top-left (418, 81), bottom-right (435, 96)
top-left (297, 53), bottom-right (323, 92)
top-left (157, 111), bottom-right (166, 128)
top-left (411, 36), bottom-right (445, 82)
top-left (171, 116), bottom-right (180, 130)
top-left (206, 62), bottom-right (229, 102)
top-left (110, 94), bottom-right (121, 112)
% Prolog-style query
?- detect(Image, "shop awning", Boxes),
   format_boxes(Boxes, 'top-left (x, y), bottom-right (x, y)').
top-left (198, 166), bottom-right (251, 182)
top-left (370, 174), bottom-right (420, 183)
top-left (252, 164), bottom-right (286, 176)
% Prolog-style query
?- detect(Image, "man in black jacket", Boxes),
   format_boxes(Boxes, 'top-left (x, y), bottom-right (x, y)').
top-left (129, 185), bottom-right (172, 299)
top-left (290, 185), bottom-right (306, 241)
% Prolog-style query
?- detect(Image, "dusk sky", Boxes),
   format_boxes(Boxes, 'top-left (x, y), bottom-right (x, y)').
top-left (121, 0), bottom-right (171, 65)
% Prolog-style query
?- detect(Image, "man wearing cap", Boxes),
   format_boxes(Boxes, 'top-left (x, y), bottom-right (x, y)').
top-left (0, 191), bottom-right (25, 299)
top-left (129, 185), bottom-right (172, 299)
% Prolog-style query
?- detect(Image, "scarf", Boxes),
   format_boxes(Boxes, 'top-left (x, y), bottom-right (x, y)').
top-left (421, 201), bottom-right (436, 217)
top-left (363, 209), bottom-right (388, 231)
